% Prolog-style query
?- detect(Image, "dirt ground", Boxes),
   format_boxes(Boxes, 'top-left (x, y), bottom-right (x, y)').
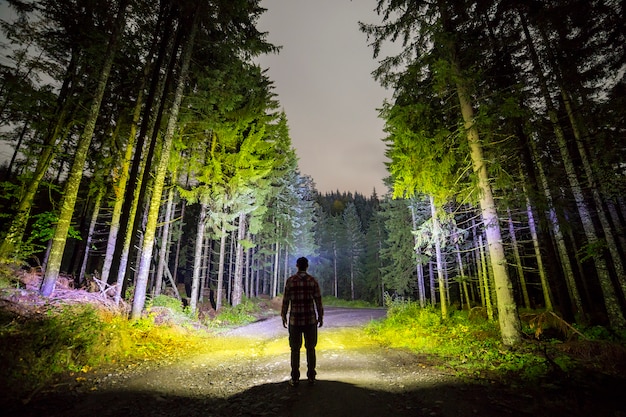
top-left (1, 275), bottom-right (626, 417)
top-left (5, 318), bottom-right (626, 417)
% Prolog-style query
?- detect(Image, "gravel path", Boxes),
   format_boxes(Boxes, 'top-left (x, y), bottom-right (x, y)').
top-left (6, 308), bottom-right (626, 417)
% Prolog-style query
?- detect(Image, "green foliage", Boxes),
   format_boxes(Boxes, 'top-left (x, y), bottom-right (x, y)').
top-left (0, 181), bottom-right (20, 224)
top-left (209, 297), bottom-right (260, 327)
top-left (148, 294), bottom-right (186, 314)
top-left (0, 264), bottom-right (16, 288)
top-left (0, 303), bottom-right (213, 397)
top-left (0, 304), bottom-right (110, 392)
top-left (11, 211), bottom-right (83, 263)
top-left (366, 300), bottom-right (553, 381)
top-left (576, 324), bottom-right (626, 343)
top-left (322, 296), bottom-right (377, 309)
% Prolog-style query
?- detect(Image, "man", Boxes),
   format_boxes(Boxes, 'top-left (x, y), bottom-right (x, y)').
top-left (281, 257), bottom-right (324, 386)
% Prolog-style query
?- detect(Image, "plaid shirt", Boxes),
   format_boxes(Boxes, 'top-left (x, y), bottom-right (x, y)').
top-left (281, 271), bottom-right (323, 326)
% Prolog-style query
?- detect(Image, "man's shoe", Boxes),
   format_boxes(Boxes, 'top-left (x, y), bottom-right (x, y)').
top-left (289, 379), bottom-right (299, 387)
top-left (307, 378), bottom-right (316, 385)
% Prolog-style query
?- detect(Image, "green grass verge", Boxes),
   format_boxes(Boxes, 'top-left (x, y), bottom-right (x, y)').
top-left (364, 300), bottom-right (589, 382)
top-left (0, 301), bottom-right (213, 399)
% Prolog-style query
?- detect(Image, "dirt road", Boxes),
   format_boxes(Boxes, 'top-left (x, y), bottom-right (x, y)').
top-left (6, 307), bottom-right (625, 417)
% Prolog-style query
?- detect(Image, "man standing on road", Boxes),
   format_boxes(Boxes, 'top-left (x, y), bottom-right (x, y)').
top-left (281, 257), bottom-right (324, 387)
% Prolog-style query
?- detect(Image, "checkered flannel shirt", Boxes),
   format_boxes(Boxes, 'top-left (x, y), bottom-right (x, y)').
top-left (281, 271), bottom-right (323, 326)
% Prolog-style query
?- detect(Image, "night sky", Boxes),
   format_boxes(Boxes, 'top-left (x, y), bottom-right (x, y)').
top-left (257, 0), bottom-right (392, 196)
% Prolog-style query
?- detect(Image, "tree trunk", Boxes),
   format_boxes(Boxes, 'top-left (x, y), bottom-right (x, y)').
top-left (0, 49), bottom-right (79, 258)
top-left (154, 184), bottom-right (175, 296)
top-left (272, 237), bottom-right (279, 297)
top-left (232, 212), bottom-right (246, 307)
top-left (100, 75), bottom-right (146, 284)
top-left (560, 86), bottom-right (626, 298)
top-left (455, 243), bottom-right (471, 309)
top-left (216, 225), bottom-right (227, 310)
top-left (410, 204), bottom-right (427, 307)
top-left (430, 196), bottom-right (448, 318)
top-left (520, 14), bottom-right (625, 328)
top-left (78, 186), bottom-right (105, 286)
top-left (478, 234), bottom-right (494, 321)
top-left (190, 202), bottom-right (207, 314)
top-left (455, 71), bottom-right (521, 345)
top-left (507, 208), bottom-right (530, 309)
top-left (41, 0), bottom-right (129, 296)
top-left (524, 187), bottom-right (552, 311)
top-left (112, 3), bottom-right (177, 293)
top-left (130, 11), bottom-right (198, 319)
top-left (333, 241), bottom-right (338, 298)
top-left (529, 134), bottom-right (584, 318)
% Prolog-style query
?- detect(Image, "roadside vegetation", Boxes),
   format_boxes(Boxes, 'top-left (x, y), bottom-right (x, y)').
top-left (367, 298), bottom-right (626, 383)
top-left (1, 284), bottom-right (625, 403)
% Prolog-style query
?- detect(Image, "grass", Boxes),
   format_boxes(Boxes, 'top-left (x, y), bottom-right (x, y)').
top-left (2, 292), bottom-right (624, 400)
top-left (0, 300), bottom-right (217, 399)
top-left (322, 296), bottom-right (378, 308)
top-left (208, 297), bottom-right (264, 328)
top-left (364, 298), bottom-right (626, 383)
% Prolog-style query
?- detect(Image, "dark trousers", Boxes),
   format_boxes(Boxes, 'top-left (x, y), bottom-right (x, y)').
top-left (288, 324), bottom-right (318, 381)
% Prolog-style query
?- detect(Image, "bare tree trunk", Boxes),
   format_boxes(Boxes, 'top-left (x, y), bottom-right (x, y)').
top-left (529, 135), bottom-right (584, 318)
top-left (100, 75), bottom-right (146, 284)
top-left (78, 186), bottom-right (105, 286)
top-left (410, 204), bottom-right (427, 307)
top-left (524, 187), bottom-right (552, 311)
top-left (560, 87), bottom-right (626, 297)
top-left (232, 212), bottom-right (246, 307)
top-left (520, 14), bottom-right (625, 328)
top-left (333, 241), bottom-right (338, 298)
top-left (154, 184), bottom-right (175, 297)
top-left (216, 225), bottom-right (227, 310)
top-left (455, 243), bottom-right (471, 309)
top-left (507, 207), bottom-right (530, 309)
top-left (41, 0), bottom-right (129, 296)
top-left (173, 199), bottom-right (185, 283)
top-left (428, 261), bottom-right (436, 304)
top-left (131, 11), bottom-right (198, 318)
top-left (455, 72), bottom-right (521, 345)
top-left (0, 50), bottom-right (77, 259)
top-left (430, 196), bottom-right (448, 318)
top-left (272, 240), bottom-right (279, 297)
top-left (189, 203), bottom-right (206, 314)
top-left (478, 234), bottom-right (495, 320)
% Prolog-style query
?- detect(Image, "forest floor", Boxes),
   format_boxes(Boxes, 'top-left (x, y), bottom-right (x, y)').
top-left (1, 277), bottom-right (626, 417)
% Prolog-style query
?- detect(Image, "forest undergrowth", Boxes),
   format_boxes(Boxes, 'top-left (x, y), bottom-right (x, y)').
top-left (1, 266), bottom-right (626, 404)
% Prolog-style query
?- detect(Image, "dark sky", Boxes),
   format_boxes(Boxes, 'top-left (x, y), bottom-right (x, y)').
top-left (257, 0), bottom-right (392, 196)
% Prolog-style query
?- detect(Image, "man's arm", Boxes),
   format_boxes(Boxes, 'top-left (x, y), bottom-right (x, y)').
top-left (315, 296), bottom-right (324, 327)
top-left (281, 281), bottom-right (290, 328)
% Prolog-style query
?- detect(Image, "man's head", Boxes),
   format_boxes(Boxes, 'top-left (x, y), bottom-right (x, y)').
top-left (296, 257), bottom-right (309, 271)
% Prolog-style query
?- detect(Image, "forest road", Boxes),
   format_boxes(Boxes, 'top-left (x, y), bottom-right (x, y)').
top-left (7, 307), bottom-right (625, 417)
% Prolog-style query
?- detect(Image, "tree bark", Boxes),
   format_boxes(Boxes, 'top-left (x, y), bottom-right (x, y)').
top-left (41, 0), bottom-right (129, 296)
top-left (130, 10), bottom-right (198, 318)
top-left (232, 212), bottom-right (246, 306)
top-left (78, 186), bottom-right (105, 286)
top-left (154, 184), bottom-right (175, 297)
top-left (216, 225), bottom-right (227, 310)
top-left (455, 71), bottom-right (521, 345)
top-left (190, 202), bottom-right (207, 313)
top-left (430, 196), bottom-right (448, 318)
top-left (507, 207), bottom-right (530, 309)
top-left (529, 134), bottom-right (583, 318)
top-left (520, 13), bottom-right (625, 328)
